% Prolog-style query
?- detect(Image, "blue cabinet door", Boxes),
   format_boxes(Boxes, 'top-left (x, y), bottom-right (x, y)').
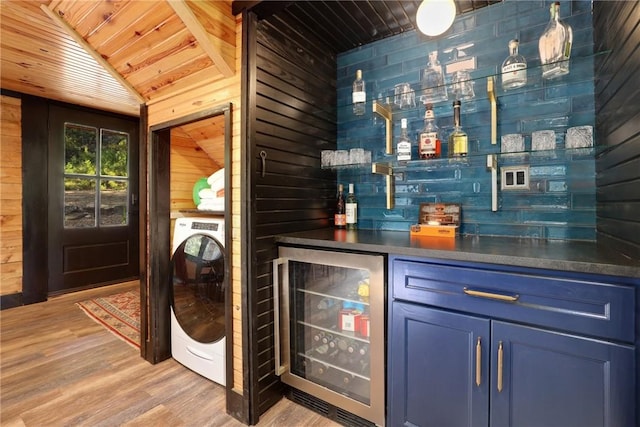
top-left (490, 321), bottom-right (635, 427)
top-left (388, 301), bottom-right (490, 427)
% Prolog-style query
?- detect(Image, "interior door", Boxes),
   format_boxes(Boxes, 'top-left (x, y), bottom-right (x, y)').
top-left (48, 105), bottom-right (139, 293)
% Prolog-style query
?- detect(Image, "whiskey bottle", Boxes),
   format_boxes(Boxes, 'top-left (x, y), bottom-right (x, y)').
top-left (397, 118), bottom-right (412, 162)
top-left (334, 184), bottom-right (346, 229)
top-left (345, 183), bottom-right (358, 230)
top-left (418, 104), bottom-right (441, 159)
top-left (501, 39), bottom-right (527, 90)
top-left (448, 101), bottom-right (468, 157)
top-left (539, 2), bottom-right (573, 79)
top-left (352, 69), bottom-right (366, 116)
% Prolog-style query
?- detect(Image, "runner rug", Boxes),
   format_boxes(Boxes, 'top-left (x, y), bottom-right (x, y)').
top-left (77, 291), bottom-right (140, 349)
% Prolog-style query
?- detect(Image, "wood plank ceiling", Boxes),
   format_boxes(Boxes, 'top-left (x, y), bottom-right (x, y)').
top-left (0, 0), bottom-right (236, 118)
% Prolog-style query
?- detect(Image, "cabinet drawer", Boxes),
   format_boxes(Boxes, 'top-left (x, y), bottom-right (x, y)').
top-left (391, 257), bottom-right (635, 343)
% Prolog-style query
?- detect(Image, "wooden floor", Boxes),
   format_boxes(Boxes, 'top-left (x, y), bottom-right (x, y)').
top-left (0, 282), bottom-right (340, 427)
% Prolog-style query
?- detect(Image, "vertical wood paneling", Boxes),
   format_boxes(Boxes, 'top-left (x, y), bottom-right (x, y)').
top-left (247, 12), bottom-right (338, 421)
top-left (0, 95), bottom-right (22, 296)
top-left (594, 1), bottom-right (640, 259)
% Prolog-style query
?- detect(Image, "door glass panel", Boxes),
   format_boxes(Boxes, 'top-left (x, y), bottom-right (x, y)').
top-left (63, 123), bottom-right (131, 229)
top-left (64, 178), bottom-right (96, 228)
top-left (100, 179), bottom-right (128, 226)
top-left (64, 123), bottom-right (97, 175)
top-left (101, 129), bottom-right (129, 177)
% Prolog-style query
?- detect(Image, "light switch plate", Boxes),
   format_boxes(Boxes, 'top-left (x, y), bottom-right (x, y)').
top-left (501, 165), bottom-right (530, 190)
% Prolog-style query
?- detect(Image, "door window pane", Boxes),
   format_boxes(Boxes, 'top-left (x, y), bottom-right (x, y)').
top-left (101, 129), bottom-right (129, 177)
top-left (65, 178), bottom-right (96, 228)
top-left (64, 123), bottom-right (97, 175)
top-left (100, 179), bottom-right (128, 226)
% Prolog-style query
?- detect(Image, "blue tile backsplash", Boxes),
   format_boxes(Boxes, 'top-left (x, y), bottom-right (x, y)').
top-left (336, 0), bottom-right (597, 241)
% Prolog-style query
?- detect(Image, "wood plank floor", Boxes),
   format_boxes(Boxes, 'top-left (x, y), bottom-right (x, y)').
top-left (0, 282), bottom-right (340, 427)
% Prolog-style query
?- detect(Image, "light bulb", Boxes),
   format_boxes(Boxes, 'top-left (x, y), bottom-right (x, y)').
top-left (416, 0), bottom-right (457, 37)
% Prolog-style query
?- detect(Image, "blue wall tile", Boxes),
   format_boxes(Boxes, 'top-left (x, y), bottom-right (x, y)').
top-left (336, 0), bottom-right (596, 241)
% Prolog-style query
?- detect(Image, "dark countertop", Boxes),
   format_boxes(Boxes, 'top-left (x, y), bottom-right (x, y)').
top-left (276, 228), bottom-right (640, 280)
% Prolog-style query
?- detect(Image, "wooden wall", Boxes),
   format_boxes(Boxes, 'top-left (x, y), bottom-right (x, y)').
top-left (146, 13), bottom-right (244, 398)
top-left (0, 95), bottom-right (22, 297)
top-left (593, 1), bottom-right (640, 259)
top-left (247, 11), bottom-right (338, 422)
top-left (170, 129), bottom-right (221, 212)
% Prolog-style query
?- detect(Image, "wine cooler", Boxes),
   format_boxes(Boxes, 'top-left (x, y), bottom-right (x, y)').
top-left (273, 246), bottom-right (385, 426)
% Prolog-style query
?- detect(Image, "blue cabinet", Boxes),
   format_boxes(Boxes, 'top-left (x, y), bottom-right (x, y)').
top-left (388, 256), bottom-right (636, 427)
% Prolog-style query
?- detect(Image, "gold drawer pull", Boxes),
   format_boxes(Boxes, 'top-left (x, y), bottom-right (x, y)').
top-left (497, 341), bottom-right (504, 392)
top-left (463, 287), bottom-right (519, 302)
top-left (475, 337), bottom-right (482, 386)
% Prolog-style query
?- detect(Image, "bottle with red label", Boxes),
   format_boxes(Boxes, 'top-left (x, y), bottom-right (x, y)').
top-left (419, 103), bottom-right (441, 159)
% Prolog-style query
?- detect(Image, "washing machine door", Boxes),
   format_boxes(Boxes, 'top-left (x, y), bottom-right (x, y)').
top-left (171, 233), bottom-right (225, 344)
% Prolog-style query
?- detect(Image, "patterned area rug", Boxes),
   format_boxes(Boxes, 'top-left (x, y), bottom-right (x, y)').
top-left (77, 291), bottom-right (140, 349)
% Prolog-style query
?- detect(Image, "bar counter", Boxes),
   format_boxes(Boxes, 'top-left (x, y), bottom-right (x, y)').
top-left (276, 228), bottom-right (639, 279)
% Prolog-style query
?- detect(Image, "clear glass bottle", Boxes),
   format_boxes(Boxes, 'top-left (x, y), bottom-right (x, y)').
top-left (345, 183), bottom-right (357, 230)
top-left (501, 39), bottom-right (527, 90)
top-left (418, 104), bottom-right (441, 159)
top-left (420, 50), bottom-right (448, 103)
top-left (352, 69), bottom-right (366, 115)
top-left (449, 48), bottom-right (475, 101)
top-left (334, 184), bottom-right (346, 229)
top-left (448, 101), bottom-right (468, 157)
top-left (539, 2), bottom-right (573, 79)
top-left (397, 118), bottom-right (412, 162)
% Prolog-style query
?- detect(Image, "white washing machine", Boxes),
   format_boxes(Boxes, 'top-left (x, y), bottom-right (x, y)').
top-left (171, 217), bottom-right (226, 385)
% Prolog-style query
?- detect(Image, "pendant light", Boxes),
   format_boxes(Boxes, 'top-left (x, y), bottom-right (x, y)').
top-left (416, 0), bottom-right (457, 37)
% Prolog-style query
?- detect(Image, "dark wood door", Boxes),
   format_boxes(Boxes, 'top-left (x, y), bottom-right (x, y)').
top-left (48, 105), bottom-right (139, 293)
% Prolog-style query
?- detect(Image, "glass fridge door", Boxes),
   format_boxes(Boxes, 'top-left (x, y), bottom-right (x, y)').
top-left (289, 260), bottom-right (373, 404)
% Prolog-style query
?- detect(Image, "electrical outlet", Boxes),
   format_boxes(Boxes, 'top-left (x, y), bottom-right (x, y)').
top-left (501, 165), bottom-right (530, 190)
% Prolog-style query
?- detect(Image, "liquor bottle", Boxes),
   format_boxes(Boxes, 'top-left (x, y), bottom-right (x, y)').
top-left (345, 183), bottom-right (358, 230)
top-left (352, 69), bottom-right (366, 116)
top-left (347, 340), bottom-right (359, 355)
top-left (539, 1), bottom-right (573, 79)
top-left (448, 101), bottom-right (468, 157)
top-left (418, 104), bottom-right (441, 159)
top-left (397, 118), bottom-right (412, 162)
top-left (334, 184), bottom-right (346, 229)
top-left (501, 39), bottom-right (527, 90)
top-left (421, 50), bottom-right (448, 103)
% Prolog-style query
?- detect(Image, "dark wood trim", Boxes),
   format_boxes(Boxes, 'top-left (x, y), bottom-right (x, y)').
top-left (139, 103), bottom-right (150, 360)
top-left (21, 95), bottom-right (49, 304)
top-left (242, 9), bottom-right (260, 426)
top-left (147, 127), bottom-right (172, 363)
top-left (0, 292), bottom-right (23, 310)
top-left (145, 103), bottom-right (234, 372)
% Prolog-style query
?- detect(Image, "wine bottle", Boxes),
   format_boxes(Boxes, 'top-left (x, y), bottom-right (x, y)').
top-left (334, 184), bottom-right (346, 229)
top-left (345, 183), bottom-right (357, 230)
top-left (418, 104), bottom-right (441, 159)
top-left (448, 101), bottom-right (468, 157)
top-left (539, 1), bottom-right (573, 79)
top-left (397, 118), bottom-right (412, 162)
top-left (352, 69), bottom-right (366, 116)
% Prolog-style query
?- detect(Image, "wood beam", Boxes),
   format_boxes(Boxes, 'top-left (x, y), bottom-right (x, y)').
top-left (169, 0), bottom-right (235, 78)
top-left (39, 4), bottom-right (146, 105)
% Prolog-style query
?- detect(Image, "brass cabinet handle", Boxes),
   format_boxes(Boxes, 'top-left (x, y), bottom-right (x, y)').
top-left (463, 287), bottom-right (519, 302)
top-left (497, 341), bottom-right (504, 392)
top-left (475, 337), bottom-right (482, 386)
